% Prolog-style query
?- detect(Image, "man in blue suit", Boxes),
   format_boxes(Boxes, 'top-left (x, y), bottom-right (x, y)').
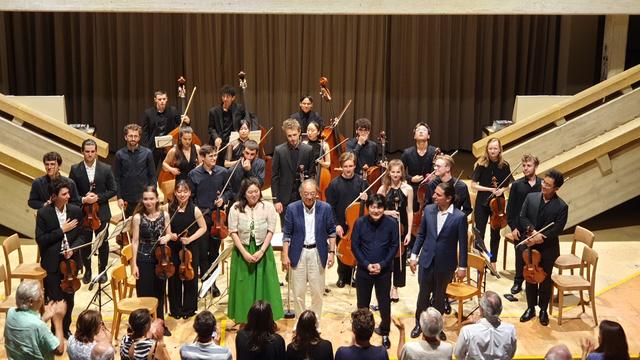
top-left (282, 179), bottom-right (337, 317)
top-left (409, 182), bottom-right (468, 340)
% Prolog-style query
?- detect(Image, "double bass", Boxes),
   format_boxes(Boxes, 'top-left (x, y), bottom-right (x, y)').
top-left (319, 77), bottom-right (350, 179)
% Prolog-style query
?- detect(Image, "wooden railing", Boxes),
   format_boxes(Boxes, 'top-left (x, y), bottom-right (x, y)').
top-left (472, 64), bottom-right (640, 157)
top-left (0, 93), bottom-right (109, 158)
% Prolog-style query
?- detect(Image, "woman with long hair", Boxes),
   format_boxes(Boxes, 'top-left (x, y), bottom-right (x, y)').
top-left (286, 310), bottom-right (334, 360)
top-left (581, 320), bottom-right (630, 360)
top-left (162, 126), bottom-right (201, 182)
top-left (227, 178), bottom-right (283, 324)
top-left (120, 308), bottom-right (170, 360)
top-left (167, 180), bottom-right (207, 319)
top-left (67, 309), bottom-right (112, 360)
top-left (235, 300), bottom-right (285, 360)
top-left (225, 119), bottom-right (252, 168)
top-left (377, 159), bottom-right (414, 302)
top-left (130, 186), bottom-right (172, 335)
top-left (303, 121), bottom-right (331, 169)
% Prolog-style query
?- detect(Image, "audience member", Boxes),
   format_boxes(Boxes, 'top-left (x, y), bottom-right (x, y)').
top-left (4, 280), bottom-right (66, 359)
top-left (454, 291), bottom-right (517, 360)
top-left (545, 344), bottom-right (572, 360)
top-left (581, 320), bottom-right (630, 360)
top-left (120, 308), bottom-right (170, 360)
top-left (235, 300), bottom-right (286, 360)
top-left (90, 342), bottom-right (116, 360)
top-left (393, 308), bottom-right (452, 360)
top-left (180, 310), bottom-right (233, 360)
top-left (67, 309), bottom-right (112, 360)
top-left (286, 310), bottom-right (334, 360)
top-left (335, 308), bottom-right (389, 360)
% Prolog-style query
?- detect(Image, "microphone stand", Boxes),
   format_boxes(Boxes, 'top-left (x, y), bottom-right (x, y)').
top-left (84, 260), bottom-right (116, 312)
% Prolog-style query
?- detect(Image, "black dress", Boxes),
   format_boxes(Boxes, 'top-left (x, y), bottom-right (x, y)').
top-left (167, 202), bottom-right (200, 317)
top-left (175, 144), bottom-right (198, 182)
top-left (235, 329), bottom-right (286, 360)
top-left (286, 339), bottom-right (334, 360)
top-left (136, 213), bottom-right (166, 319)
top-left (384, 187), bottom-right (408, 287)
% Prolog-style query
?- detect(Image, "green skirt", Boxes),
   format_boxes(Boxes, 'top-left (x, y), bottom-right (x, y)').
top-left (227, 235), bottom-right (284, 323)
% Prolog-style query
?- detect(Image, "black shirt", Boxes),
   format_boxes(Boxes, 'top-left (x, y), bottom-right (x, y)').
top-left (28, 175), bottom-right (82, 210)
top-left (471, 160), bottom-right (513, 206)
top-left (286, 339), bottom-right (333, 360)
top-left (401, 145), bottom-right (439, 184)
top-left (290, 110), bottom-right (324, 132)
top-left (235, 329), bottom-right (286, 360)
top-left (187, 165), bottom-right (232, 211)
top-left (141, 106), bottom-right (181, 149)
top-left (114, 146), bottom-right (156, 202)
top-left (506, 176), bottom-right (542, 232)
top-left (326, 175), bottom-right (368, 230)
top-left (346, 138), bottom-right (379, 173)
top-left (427, 177), bottom-right (473, 216)
top-left (351, 215), bottom-right (399, 272)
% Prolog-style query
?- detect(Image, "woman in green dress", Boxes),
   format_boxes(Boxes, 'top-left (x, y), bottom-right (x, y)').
top-left (228, 177), bottom-right (284, 323)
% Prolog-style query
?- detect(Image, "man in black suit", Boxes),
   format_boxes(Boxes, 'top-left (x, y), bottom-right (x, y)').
top-left (409, 182), bottom-right (467, 340)
top-left (28, 151), bottom-right (81, 210)
top-left (141, 90), bottom-right (191, 170)
top-left (519, 169), bottom-right (568, 326)
top-left (208, 85), bottom-right (247, 166)
top-left (290, 95), bottom-right (324, 133)
top-left (69, 139), bottom-right (118, 284)
top-left (272, 118), bottom-right (316, 224)
top-left (35, 180), bottom-right (84, 337)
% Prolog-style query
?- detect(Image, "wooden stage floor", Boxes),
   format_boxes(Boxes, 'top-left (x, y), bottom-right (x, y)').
top-left (1, 224), bottom-right (639, 359)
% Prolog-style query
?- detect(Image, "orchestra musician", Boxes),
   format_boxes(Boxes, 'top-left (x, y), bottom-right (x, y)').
top-left (141, 90), bottom-right (191, 170)
top-left (29, 151), bottom-right (81, 210)
top-left (162, 126), bottom-right (201, 183)
top-left (290, 95), bottom-right (324, 133)
top-left (35, 179), bottom-right (84, 338)
top-left (224, 119), bottom-right (252, 168)
top-left (401, 122), bottom-right (439, 210)
top-left (208, 85), bottom-right (246, 166)
top-left (346, 118), bottom-right (380, 173)
top-left (229, 140), bottom-right (265, 198)
top-left (302, 121), bottom-right (331, 170)
top-left (69, 139), bottom-right (117, 284)
top-left (519, 170), bottom-right (568, 327)
top-left (426, 154), bottom-right (472, 216)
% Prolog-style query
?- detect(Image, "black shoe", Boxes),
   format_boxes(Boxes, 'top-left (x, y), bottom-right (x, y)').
top-left (539, 310), bottom-right (549, 326)
top-left (64, 330), bottom-right (72, 339)
top-left (444, 300), bottom-right (452, 314)
top-left (390, 297), bottom-right (400, 303)
top-left (98, 273), bottom-right (108, 284)
top-left (520, 307), bottom-right (536, 322)
top-left (374, 327), bottom-right (383, 336)
top-left (211, 285), bottom-right (221, 297)
top-left (324, 288), bottom-right (331, 294)
top-left (163, 326), bottom-right (172, 337)
top-left (336, 279), bottom-right (346, 288)
top-left (370, 304), bottom-right (379, 312)
top-left (510, 282), bottom-right (523, 294)
top-left (381, 335), bottom-right (391, 349)
top-left (168, 313), bottom-right (182, 319)
top-left (82, 272), bottom-right (91, 285)
top-left (439, 331), bottom-right (447, 341)
top-left (183, 312), bottom-right (195, 320)
top-left (410, 325), bottom-right (421, 339)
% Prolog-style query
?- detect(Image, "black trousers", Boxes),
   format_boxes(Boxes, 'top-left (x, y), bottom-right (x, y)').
top-left (513, 240), bottom-right (525, 284)
top-left (167, 240), bottom-right (200, 316)
top-left (80, 221), bottom-right (110, 277)
top-left (199, 215), bottom-right (220, 282)
top-left (336, 237), bottom-right (354, 284)
top-left (415, 263), bottom-right (453, 323)
top-left (474, 203), bottom-right (501, 262)
top-left (525, 252), bottom-right (557, 312)
top-left (136, 252), bottom-right (166, 319)
top-left (392, 248), bottom-right (407, 288)
top-left (44, 271), bottom-right (74, 334)
top-left (356, 269), bottom-right (392, 335)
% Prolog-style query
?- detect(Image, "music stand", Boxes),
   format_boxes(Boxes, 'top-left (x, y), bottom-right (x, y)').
top-left (108, 216), bottom-right (131, 241)
top-left (85, 260), bottom-right (116, 312)
top-left (199, 247), bottom-right (232, 309)
top-left (88, 225), bottom-right (109, 259)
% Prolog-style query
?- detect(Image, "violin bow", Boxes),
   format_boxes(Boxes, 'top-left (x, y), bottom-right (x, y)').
top-left (175, 208), bottom-right (212, 239)
top-left (452, 170), bottom-right (464, 187)
top-left (314, 137), bottom-right (348, 164)
top-left (419, 149), bottom-right (458, 187)
top-left (485, 162), bottom-right (522, 203)
top-left (347, 170), bottom-right (388, 208)
top-left (148, 203), bottom-right (184, 254)
top-left (515, 222), bottom-right (555, 250)
top-left (259, 127), bottom-right (273, 145)
top-left (215, 159), bottom-right (241, 207)
top-left (181, 86), bottom-right (197, 119)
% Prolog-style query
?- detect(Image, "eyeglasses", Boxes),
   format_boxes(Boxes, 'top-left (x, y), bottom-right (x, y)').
top-left (302, 192), bottom-right (317, 198)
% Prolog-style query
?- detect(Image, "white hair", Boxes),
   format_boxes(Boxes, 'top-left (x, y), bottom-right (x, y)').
top-left (480, 291), bottom-right (502, 322)
top-left (15, 280), bottom-right (41, 310)
top-left (91, 343), bottom-right (115, 360)
top-left (420, 307), bottom-right (443, 338)
top-left (544, 344), bottom-right (572, 360)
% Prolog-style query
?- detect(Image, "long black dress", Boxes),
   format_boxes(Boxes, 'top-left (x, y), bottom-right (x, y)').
top-left (384, 187), bottom-right (408, 287)
top-left (168, 202), bottom-right (200, 317)
top-left (136, 213), bottom-right (166, 319)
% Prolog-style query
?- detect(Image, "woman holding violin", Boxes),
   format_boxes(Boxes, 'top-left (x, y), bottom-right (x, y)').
top-left (377, 159), bottom-right (413, 302)
top-left (224, 119), bottom-right (252, 168)
top-left (303, 121), bottom-right (331, 169)
top-left (130, 186), bottom-right (172, 335)
top-left (227, 177), bottom-right (284, 323)
top-left (167, 180), bottom-right (206, 320)
top-left (162, 126), bottom-right (201, 182)
top-left (471, 138), bottom-right (513, 271)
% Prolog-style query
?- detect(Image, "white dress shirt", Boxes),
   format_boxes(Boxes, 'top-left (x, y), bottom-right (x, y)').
top-left (454, 318), bottom-right (517, 360)
top-left (55, 205), bottom-right (69, 250)
top-left (303, 203), bottom-right (316, 246)
top-left (436, 204), bottom-right (454, 235)
top-left (84, 161), bottom-right (96, 184)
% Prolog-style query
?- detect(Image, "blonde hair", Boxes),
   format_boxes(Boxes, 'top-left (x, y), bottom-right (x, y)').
top-left (282, 118), bottom-right (301, 132)
top-left (381, 159), bottom-right (406, 190)
top-left (475, 138), bottom-right (508, 169)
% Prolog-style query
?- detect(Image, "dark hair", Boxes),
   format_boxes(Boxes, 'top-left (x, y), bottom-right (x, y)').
top-left (437, 182), bottom-right (456, 203)
top-left (245, 300), bottom-right (277, 353)
top-left (81, 139), bottom-right (98, 152)
top-left (291, 310), bottom-right (322, 355)
top-left (238, 119), bottom-right (251, 132)
top-left (193, 311), bottom-right (217, 341)
top-left (414, 122), bottom-right (431, 135)
top-left (153, 90), bottom-right (167, 98)
top-left (43, 151), bottom-right (62, 165)
top-left (128, 308), bottom-right (152, 339)
top-left (169, 180), bottom-right (191, 214)
top-left (199, 144), bottom-right (216, 157)
top-left (545, 169), bottom-right (565, 188)
top-left (221, 85), bottom-right (236, 97)
top-left (244, 139), bottom-right (259, 152)
top-left (235, 178), bottom-right (263, 213)
top-left (306, 121), bottom-right (320, 135)
top-left (74, 309), bottom-right (102, 343)
top-left (174, 126), bottom-right (194, 167)
top-left (48, 179), bottom-right (71, 197)
top-left (355, 118), bottom-right (371, 130)
top-left (133, 186), bottom-right (160, 216)
top-left (299, 95), bottom-right (314, 103)
top-left (366, 193), bottom-right (386, 209)
top-left (351, 308), bottom-right (375, 342)
top-left (594, 320), bottom-right (630, 360)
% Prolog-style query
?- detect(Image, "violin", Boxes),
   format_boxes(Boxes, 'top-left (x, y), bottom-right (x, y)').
top-left (489, 176), bottom-right (508, 230)
top-left (319, 76), bottom-right (350, 179)
top-left (82, 182), bottom-right (101, 231)
top-left (522, 226), bottom-right (547, 284)
top-left (154, 241), bottom-right (175, 280)
top-left (59, 237), bottom-right (81, 294)
top-left (116, 202), bottom-right (130, 247)
top-left (411, 147), bottom-right (441, 236)
top-left (174, 229), bottom-right (195, 281)
top-left (211, 191), bottom-right (229, 239)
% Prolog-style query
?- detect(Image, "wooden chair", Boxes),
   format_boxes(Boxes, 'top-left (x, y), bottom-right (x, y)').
top-left (446, 252), bottom-right (485, 325)
top-left (0, 265), bottom-right (17, 314)
top-left (2, 234), bottom-right (46, 290)
top-left (554, 226), bottom-right (595, 275)
top-left (119, 244), bottom-right (136, 297)
top-left (110, 264), bottom-right (158, 340)
top-left (468, 191), bottom-right (477, 225)
top-left (550, 246), bottom-right (598, 325)
top-left (502, 231), bottom-right (515, 270)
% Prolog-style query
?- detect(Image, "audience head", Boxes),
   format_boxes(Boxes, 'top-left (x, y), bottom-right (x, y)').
top-left (246, 300), bottom-right (277, 352)
top-left (292, 310), bottom-right (321, 350)
top-left (193, 311), bottom-right (217, 342)
top-left (419, 307), bottom-right (444, 339)
top-left (15, 280), bottom-right (43, 311)
top-left (74, 309), bottom-right (103, 343)
top-left (351, 308), bottom-right (375, 343)
top-left (90, 342), bottom-right (115, 360)
top-left (544, 344), bottom-right (572, 360)
top-left (128, 308), bottom-right (153, 339)
top-left (595, 320), bottom-right (630, 360)
top-left (479, 291), bottom-right (503, 323)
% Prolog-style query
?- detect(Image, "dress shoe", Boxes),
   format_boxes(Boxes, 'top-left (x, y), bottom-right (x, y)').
top-left (163, 326), bottom-right (172, 337)
top-left (510, 282), bottom-right (523, 294)
top-left (374, 327), bottom-right (383, 336)
top-left (390, 297), bottom-right (400, 303)
top-left (98, 273), bottom-right (108, 284)
top-left (211, 285), bottom-right (221, 298)
top-left (183, 312), bottom-right (195, 320)
top-left (444, 300), bottom-right (452, 314)
top-left (410, 324), bottom-right (421, 339)
top-left (336, 279), bottom-right (346, 288)
top-left (381, 335), bottom-right (391, 349)
top-left (539, 310), bottom-right (549, 326)
top-left (520, 307), bottom-right (536, 322)
top-left (82, 272), bottom-right (92, 285)
top-left (439, 331), bottom-right (447, 341)
top-left (168, 313), bottom-right (182, 319)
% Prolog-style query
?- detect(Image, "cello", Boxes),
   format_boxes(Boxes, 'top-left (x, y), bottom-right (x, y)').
top-left (489, 176), bottom-right (508, 230)
top-left (82, 181), bottom-right (101, 231)
top-left (364, 131), bottom-right (387, 195)
top-left (319, 76), bottom-right (351, 179)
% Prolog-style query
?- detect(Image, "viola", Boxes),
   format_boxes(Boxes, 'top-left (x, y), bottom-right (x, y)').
top-left (154, 242), bottom-right (176, 280)
top-left (489, 176), bottom-right (508, 230)
top-left (59, 238), bottom-right (81, 294)
top-left (319, 76), bottom-right (350, 179)
top-left (82, 182), bottom-right (101, 231)
top-left (522, 226), bottom-right (547, 284)
top-left (411, 147), bottom-right (441, 236)
top-left (116, 201), bottom-right (130, 247)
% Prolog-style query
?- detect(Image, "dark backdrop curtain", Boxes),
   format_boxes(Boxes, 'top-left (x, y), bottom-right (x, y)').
top-left (0, 12), bottom-right (561, 153)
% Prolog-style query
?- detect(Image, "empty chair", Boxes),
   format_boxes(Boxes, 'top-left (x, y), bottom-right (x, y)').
top-left (0, 264), bottom-right (17, 314)
top-left (110, 264), bottom-right (158, 340)
top-left (446, 252), bottom-right (485, 325)
top-left (2, 233), bottom-right (46, 290)
top-left (554, 226), bottom-right (595, 275)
